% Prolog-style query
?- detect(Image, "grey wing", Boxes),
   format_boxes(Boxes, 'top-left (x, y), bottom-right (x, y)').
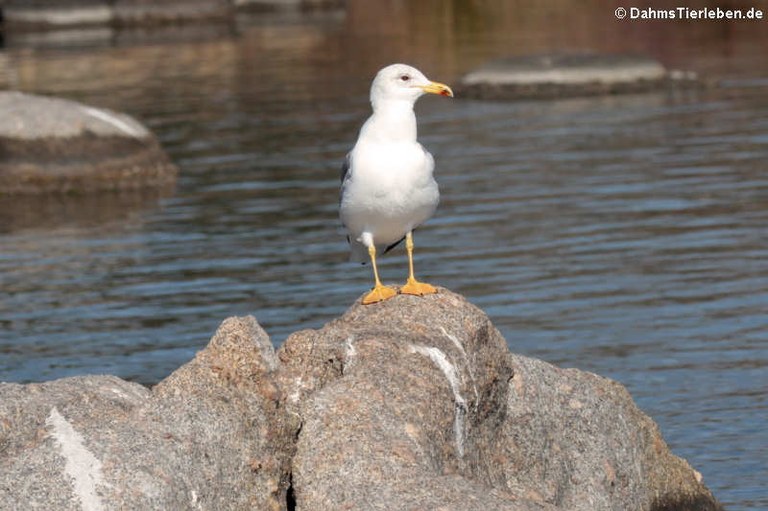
top-left (339, 152), bottom-right (354, 220)
top-left (338, 152), bottom-right (366, 262)
top-left (340, 152), bottom-right (352, 184)
top-left (339, 152), bottom-right (352, 230)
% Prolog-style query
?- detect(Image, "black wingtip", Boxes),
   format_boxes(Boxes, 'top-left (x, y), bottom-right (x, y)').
top-left (383, 235), bottom-right (406, 254)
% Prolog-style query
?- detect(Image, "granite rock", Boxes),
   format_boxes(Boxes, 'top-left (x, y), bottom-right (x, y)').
top-left (457, 54), bottom-right (704, 100)
top-left (0, 0), bottom-right (232, 27)
top-left (0, 316), bottom-right (293, 510)
top-left (0, 289), bottom-right (722, 510)
top-left (280, 288), bottom-right (721, 511)
top-left (0, 0), bottom-right (333, 28)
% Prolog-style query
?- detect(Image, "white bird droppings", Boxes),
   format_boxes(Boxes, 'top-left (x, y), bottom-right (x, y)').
top-left (343, 337), bottom-right (357, 374)
top-left (46, 407), bottom-right (107, 511)
top-left (409, 344), bottom-right (467, 458)
top-left (289, 376), bottom-right (303, 404)
top-left (345, 336), bottom-right (357, 359)
top-left (439, 326), bottom-right (479, 405)
top-left (190, 489), bottom-right (204, 509)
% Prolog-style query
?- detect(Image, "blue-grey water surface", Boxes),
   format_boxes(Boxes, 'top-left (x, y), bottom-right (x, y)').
top-left (1, 4), bottom-right (766, 510)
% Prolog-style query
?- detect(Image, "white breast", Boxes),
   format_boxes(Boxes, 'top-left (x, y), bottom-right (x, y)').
top-left (340, 140), bottom-right (439, 246)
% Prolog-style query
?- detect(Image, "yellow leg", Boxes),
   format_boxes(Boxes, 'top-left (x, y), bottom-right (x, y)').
top-left (399, 232), bottom-right (437, 297)
top-left (362, 244), bottom-right (397, 305)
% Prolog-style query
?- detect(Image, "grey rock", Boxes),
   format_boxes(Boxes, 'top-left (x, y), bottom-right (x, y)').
top-left (0, 316), bottom-right (293, 511)
top-left (113, 0), bottom-right (233, 25)
top-left (279, 288), bottom-right (721, 511)
top-left (0, 1), bottom-right (113, 28)
top-left (0, 0), bottom-right (232, 27)
top-left (235, 0), bottom-right (343, 10)
top-left (458, 54), bottom-right (704, 100)
top-left (499, 354), bottom-right (717, 510)
top-left (0, 92), bottom-right (149, 140)
top-left (0, 0), bottom-right (333, 28)
top-left (0, 289), bottom-right (722, 510)
top-left (0, 92), bottom-right (177, 194)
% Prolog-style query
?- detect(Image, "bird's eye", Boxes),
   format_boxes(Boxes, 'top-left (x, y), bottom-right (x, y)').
top-left (399, 74), bottom-right (411, 82)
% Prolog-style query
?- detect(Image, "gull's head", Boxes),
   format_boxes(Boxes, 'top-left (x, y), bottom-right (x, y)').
top-left (370, 63), bottom-right (453, 109)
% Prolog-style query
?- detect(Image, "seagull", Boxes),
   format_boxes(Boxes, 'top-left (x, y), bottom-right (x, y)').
top-left (340, 63), bottom-right (453, 305)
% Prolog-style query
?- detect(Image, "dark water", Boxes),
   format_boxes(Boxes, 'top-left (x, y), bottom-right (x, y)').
top-left (1, 3), bottom-right (767, 509)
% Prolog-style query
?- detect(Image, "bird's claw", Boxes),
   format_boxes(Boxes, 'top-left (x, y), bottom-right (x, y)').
top-left (399, 278), bottom-right (437, 297)
top-left (362, 284), bottom-right (397, 305)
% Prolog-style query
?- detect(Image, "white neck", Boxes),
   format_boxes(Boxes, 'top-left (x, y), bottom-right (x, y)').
top-left (360, 98), bottom-right (418, 143)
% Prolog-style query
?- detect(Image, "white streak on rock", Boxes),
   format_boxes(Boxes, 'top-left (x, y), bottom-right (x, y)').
top-left (81, 106), bottom-right (146, 138)
top-left (108, 387), bottom-right (131, 400)
top-left (409, 344), bottom-right (467, 458)
top-left (289, 376), bottom-right (303, 404)
top-left (439, 326), bottom-right (466, 358)
top-left (190, 489), bottom-right (203, 509)
top-left (439, 326), bottom-right (479, 405)
top-left (345, 336), bottom-right (356, 358)
top-left (46, 407), bottom-right (106, 511)
top-left (343, 336), bottom-right (357, 374)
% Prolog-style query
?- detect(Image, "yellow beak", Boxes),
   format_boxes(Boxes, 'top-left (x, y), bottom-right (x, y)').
top-left (418, 81), bottom-right (454, 97)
